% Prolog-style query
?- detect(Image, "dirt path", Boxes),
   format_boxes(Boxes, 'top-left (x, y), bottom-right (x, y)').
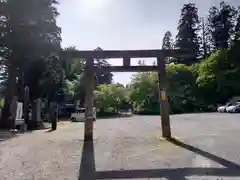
top-left (0, 122), bottom-right (85, 180)
top-left (1, 114), bottom-right (240, 180)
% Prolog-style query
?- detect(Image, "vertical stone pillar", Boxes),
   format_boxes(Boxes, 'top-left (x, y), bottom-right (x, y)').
top-left (84, 57), bottom-right (94, 141)
top-left (157, 56), bottom-right (171, 138)
top-left (50, 102), bottom-right (57, 131)
top-left (36, 99), bottom-right (41, 124)
top-left (24, 86), bottom-right (29, 129)
top-left (10, 96), bottom-right (18, 129)
top-left (31, 100), bottom-right (37, 130)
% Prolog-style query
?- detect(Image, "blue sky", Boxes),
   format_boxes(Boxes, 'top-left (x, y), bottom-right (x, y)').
top-left (57, 0), bottom-right (238, 85)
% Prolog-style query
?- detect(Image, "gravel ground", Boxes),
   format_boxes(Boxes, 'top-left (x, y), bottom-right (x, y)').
top-left (1, 113), bottom-right (240, 180)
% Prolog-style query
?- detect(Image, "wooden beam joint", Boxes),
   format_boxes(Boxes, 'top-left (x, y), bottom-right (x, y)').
top-left (123, 57), bottom-right (131, 67)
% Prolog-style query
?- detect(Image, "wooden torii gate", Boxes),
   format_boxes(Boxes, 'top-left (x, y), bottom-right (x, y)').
top-left (62, 49), bottom-right (193, 141)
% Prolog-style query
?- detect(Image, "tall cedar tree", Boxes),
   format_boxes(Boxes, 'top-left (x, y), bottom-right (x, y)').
top-left (175, 3), bottom-right (200, 65)
top-left (208, 1), bottom-right (237, 49)
top-left (162, 31), bottom-right (173, 50)
top-left (162, 31), bottom-right (174, 63)
top-left (234, 7), bottom-right (240, 41)
top-left (0, 1), bottom-right (8, 84)
top-left (199, 17), bottom-right (213, 58)
top-left (0, 0), bottom-right (61, 128)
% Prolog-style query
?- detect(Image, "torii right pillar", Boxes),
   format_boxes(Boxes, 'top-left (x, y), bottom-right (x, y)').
top-left (157, 56), bottom-right (171, 138)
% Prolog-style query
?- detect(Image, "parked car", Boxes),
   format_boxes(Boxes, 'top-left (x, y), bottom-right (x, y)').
top-left (70, 108), bottom-right (96, 122)
top-left (226, 103), bottom-right (240, 113)
top-left (234, 104), bottom-right (240, 113)
top-left (217, 103), bottom-right (234, 113)
top-left (118, 109), bottom-right (133, 117)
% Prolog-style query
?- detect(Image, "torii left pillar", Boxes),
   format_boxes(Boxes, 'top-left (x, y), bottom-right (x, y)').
top-left (157, 56), bottom-right (171, 138)
top-left (84, 57), bottom-right (94, 141)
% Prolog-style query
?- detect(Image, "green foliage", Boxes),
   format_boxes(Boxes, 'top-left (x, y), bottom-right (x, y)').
top-left (94, 47), bottom-right (113, 84)
top-left (94, 84), bottom-right (129, 114)
top-left (129, 72), bottom-right (159, 113)
top-left (167, 64), bottom-right (200, 113)
top-left (93, 52), bottom-right (240, 115)
top-left (128, 65), bottom-right (202, 114)
top-left (62, 47), bottom-right (85, 81)
top-left (0, 99), bottom-right (4, 107)
top-left (59, 47), bottom-right (113, 105)
top-left (229, 40), bottom-right (240, 65)
top-left (197, 49), bottom-right (240, 104)
top-left (71, 74), bottom-right (86, 102)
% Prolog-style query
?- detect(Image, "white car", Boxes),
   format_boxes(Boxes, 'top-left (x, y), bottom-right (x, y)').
top-left (217, 103), bottom-right (233, 113)
top-left (70, 108), bottom-right (96, 122)
top-left (226, 103), bottom-right (240, 113)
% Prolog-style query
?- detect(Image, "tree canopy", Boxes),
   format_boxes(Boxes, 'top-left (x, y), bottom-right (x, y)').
top-left (0, 0), bottom-right (62, 128)
top-left (208, 2), bottom-right (237, 49)
top-left (175, 3), bottom-right (200, 64)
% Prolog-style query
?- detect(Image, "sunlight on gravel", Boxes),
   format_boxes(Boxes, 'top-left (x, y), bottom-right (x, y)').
top-left (1, 114), bottom-right (240, 180)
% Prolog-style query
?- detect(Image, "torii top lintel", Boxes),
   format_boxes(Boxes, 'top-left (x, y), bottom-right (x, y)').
top-left (62, 49), bottom-right (195, 59)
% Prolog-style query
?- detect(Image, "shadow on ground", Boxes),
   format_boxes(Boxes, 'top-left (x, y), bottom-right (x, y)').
top-left (44, 129), bottom-right (56, 133)
top-left (78, 138), bottom-right (240, 180)
top-left (79, 139), bottom-right (96, 180)
top-left (0, 131), bottom-right (16, 142)
top-left (97, 115), bottom-right (133, 120)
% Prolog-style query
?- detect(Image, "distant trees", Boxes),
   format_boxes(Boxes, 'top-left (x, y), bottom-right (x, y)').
top-left (208, 2), bottom-right (237, 49)
top-left (199, 17), bottom-right (212, 58)
top-left (1, 0), bottom-right (240, 124)
top-left (170, 1), bottom-right (240, 61)
top-left (94, 84), bottom-right (130, 114)
top-left (129, 72), bottom-right (159, 113)
top-left (94, 47), bottom-right (113, 85)
top-left (124, 1), bottom-right (240, 114)
top-left (162, 31), bottom-right (174, 63)
top-left (175, 3), bottom-right (200, 64)
top-left (93, 0), bottom-right (240, 114)
top-left (60, 1), bottom-right (240, 115)
top-left (60, 47), bottom-right (113, 105)
top-left (162, 31), bottom-right (174, 50)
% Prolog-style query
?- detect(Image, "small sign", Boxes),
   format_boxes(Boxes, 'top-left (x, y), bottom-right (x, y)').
top-left (161, 91), bottom-right (166, 101)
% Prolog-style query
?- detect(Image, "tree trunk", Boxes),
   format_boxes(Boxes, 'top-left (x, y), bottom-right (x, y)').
top-left (0, 67), bottom-right (17, 129)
